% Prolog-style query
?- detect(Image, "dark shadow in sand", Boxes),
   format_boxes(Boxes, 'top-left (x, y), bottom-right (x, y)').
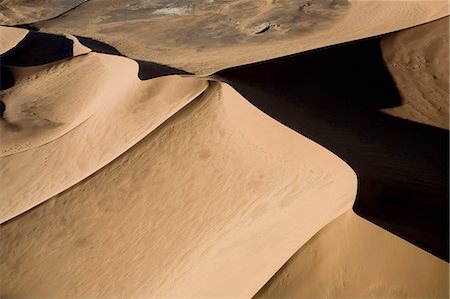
top-left (76, 36), bottom-right (190, 80)
top-left (0, 31), bottom-right (74, 66)
top-left (0, 66), bottom-right (15, 90)
top-left (216, 36), bottom-right (449, 261)
top-left (0, 29), bottom-right (188, 80)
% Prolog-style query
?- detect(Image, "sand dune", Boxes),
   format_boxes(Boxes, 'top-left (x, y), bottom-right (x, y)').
top-left (217, 17), bottom-right (449, 261)
top-left (0, 36), bottom-right (207, 222)
top-left (255, 211), bottom-right (449, 298)
top-left (1, 82), bottom-right (356, 297)
top-left (0, 26), bottom-right (27, 54)
top-left (0, 2), bottom-right (448, 299)
top-left (381, 17), bottom-right (449, 129)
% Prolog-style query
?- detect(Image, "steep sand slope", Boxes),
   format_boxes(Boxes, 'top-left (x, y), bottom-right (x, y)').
top-left (0, 26), bottom-right (27, 54)
top-left (0, 83), bottom-right (356, 298)
top-left (381, 17), bottom-right (449, 129)
top-left (23, 0), bottom-right (448, 74)
top-left (217, 16), bottom-right (449, 261)
top-left (255, 211), bottom-right (449, 298)
top-left (0, 49), bottom-right (207, 223)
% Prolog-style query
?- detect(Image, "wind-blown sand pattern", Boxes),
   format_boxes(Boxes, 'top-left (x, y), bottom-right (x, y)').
top-left (0, 1), bottom-right (448, 298)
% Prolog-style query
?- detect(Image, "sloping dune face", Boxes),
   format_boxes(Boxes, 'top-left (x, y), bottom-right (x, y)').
top-left (381, 17), bottom-right (449, 129)
top-left (0, 2), bottom-right (448, 299)
top-left (0, 82), bottom-right (356, 297)
top-left (255, 211), bottom-right (449, 298)
top-left (3, 0), bottom-right (446, 74)
top-left (0, 26), bottom-right (27, 54)
top-left (0, 31), bottom-right (208, 222)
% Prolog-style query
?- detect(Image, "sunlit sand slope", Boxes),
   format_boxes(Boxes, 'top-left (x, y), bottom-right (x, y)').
top-left (0, 26), bottom-right (27, 54)
top-left (255, 211), bottom-right (449, 298)
top-left (381, 17), bottom-right (449, 129)
top-left (217, 16), bottom-right (449, 262)
top-left (0, 83), bottom-right (356, 297)
top-left (19, 0), bottom-right (448, 74)
top-left (0, 50), bottom-right (207, 223)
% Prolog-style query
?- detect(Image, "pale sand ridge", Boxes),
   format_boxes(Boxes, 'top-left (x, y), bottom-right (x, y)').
top-left (0, 26), bottom-right (27, 54)
top-left (1, 82), bottom-right (356, 297)
top-left (0, 43), bottom-right (207, 223)
top-left (0, 3), bottom-right (448, 298)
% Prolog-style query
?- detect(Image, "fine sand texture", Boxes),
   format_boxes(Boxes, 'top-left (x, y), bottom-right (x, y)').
top-left (0, 2), bottom-right (448, 299)
top-left (217, 17), bottom-right (449, 261)
top-left (381, 17), bottom-right (449, 129)
top-left (255, 211), bottom-right (449, 298)
top-left (1, 82), bottom-right (356, 297)
top-left (1, 0), bottom-right (447, 74)
top-left (0, 32), bottom-right (207, 222)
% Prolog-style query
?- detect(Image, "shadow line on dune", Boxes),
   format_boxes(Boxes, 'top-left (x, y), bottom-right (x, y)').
top-left (0, 30), bottom-right (74, 67)
top-left (0, 29), bottom-right (189, 83)
top-left (216, 35), bottom-right (449, 261)
top-left (75, 36), bottom-right (191, 80)
top-left (2, 21), bottom-right (448, 262)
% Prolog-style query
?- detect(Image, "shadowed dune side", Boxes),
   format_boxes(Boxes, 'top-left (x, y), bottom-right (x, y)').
top-left (0, 27), bottom-right (91, 90)
top-left (216, 19), bottom-right (449, 261)
top-left (255, 210), bottom-right (449, 298)
top-left (75, 36), bottom-right (190, 80)
top-left (0, 30), bottom-right (74, 66)
top-left (0, 82), bottom-right (357, 297)
top-left (0, 66), bottom-right (14, 90)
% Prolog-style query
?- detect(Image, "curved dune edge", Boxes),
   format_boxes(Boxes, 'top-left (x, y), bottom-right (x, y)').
top-left (255, 210), bottom-right (449, 298)
top-left (1, 54), bottom-right (111, 157)
top-left (27, 0), bottom-right (449, 74)
top-left (0, 26), bottom-right (27, 54)
top-left (0, 52), bottom-right (208, 223)
top-left (0, 82), bottom-right (357, 297)
top-left (380, 16), bottom-right (449, 129)
top-left (0, 26), bottom-right (91, 85)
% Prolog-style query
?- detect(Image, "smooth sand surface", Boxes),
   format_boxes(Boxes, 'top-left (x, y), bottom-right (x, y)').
top-left (0, 2), bottom-right (448, 299)
top-left (0, 26), bottom-right (27, 54)
top-left (0, 40), bottom-right (207, 222)
top-left (3, 0), bottom-right (446, 74)
top-left (1, 82), bottom-right (356, 297)
top-left (217, 16), bottom-right (449, 262)
top-left (255, 210), bottom-right (449, 298)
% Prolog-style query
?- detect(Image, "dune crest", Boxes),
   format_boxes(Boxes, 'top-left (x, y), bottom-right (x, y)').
top-left (0, 82), bottom-right (356, 297)
top-left (0, 26), bottom-right (27, 54)
top-left (0, 46), bottom-right (207, 223)
top-left (0, 3), bottom-right (448, 299)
